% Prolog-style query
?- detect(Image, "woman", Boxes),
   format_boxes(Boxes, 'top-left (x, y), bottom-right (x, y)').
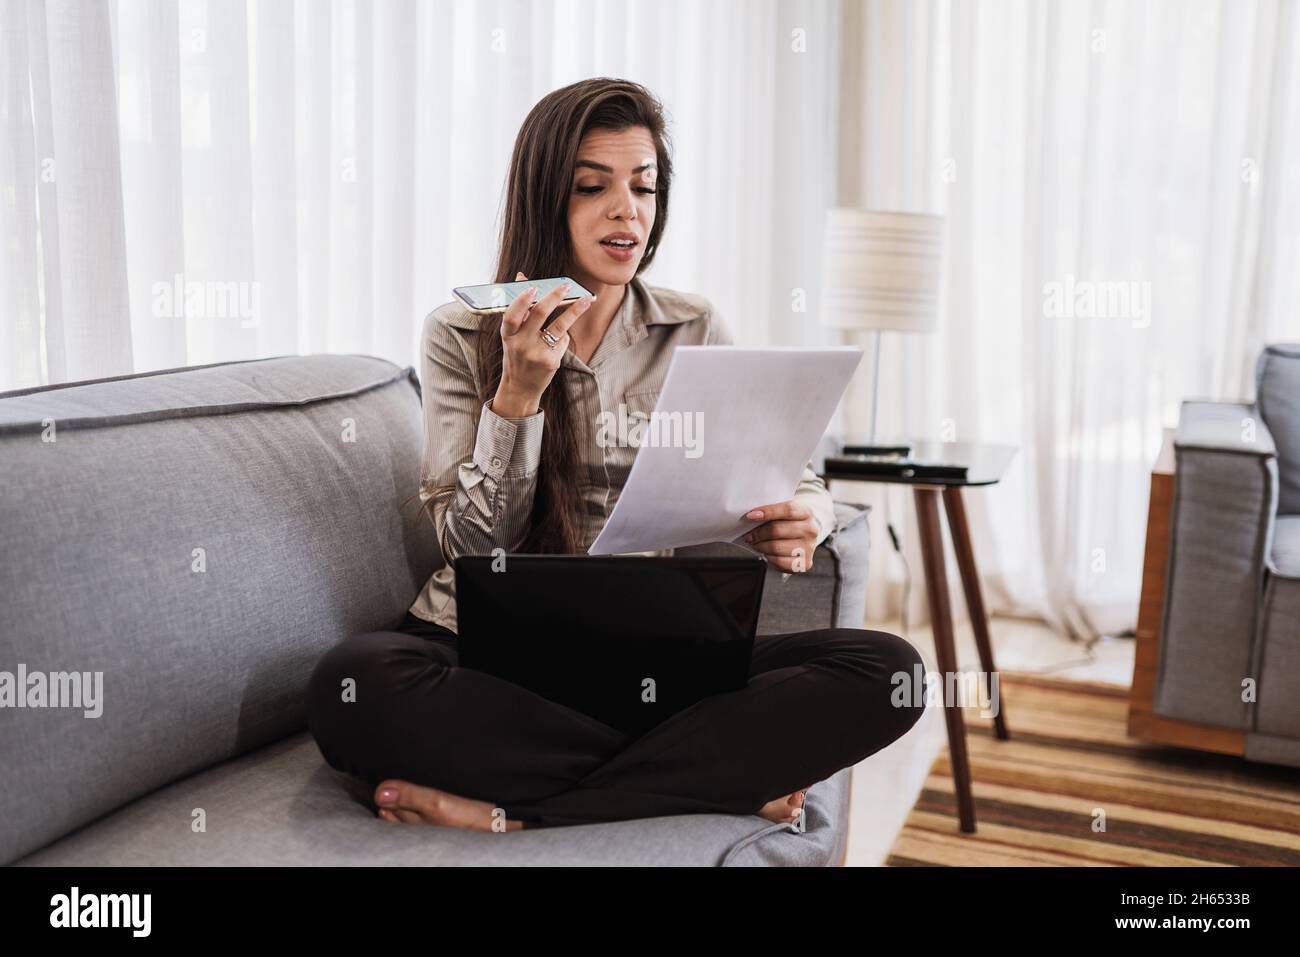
top-left (307, 78), bottom-right (925, 831)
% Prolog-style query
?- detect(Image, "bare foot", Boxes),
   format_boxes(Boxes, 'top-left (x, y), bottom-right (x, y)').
top-left (373, 780), bottom-right (523, 831)
top-left (757, 785), bottom-right (813, 824)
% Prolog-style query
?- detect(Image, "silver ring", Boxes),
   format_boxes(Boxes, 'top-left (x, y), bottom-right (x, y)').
top-left (540, 330), bottom-right (559, 349)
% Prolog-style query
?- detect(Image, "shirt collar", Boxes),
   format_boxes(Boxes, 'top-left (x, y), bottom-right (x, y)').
top-left (585, 277), bottom-right (707, 369)
top-left (632, 276), bottom-right (707, 327)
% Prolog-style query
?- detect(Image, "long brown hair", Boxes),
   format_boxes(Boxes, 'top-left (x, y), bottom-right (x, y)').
top-left (421, 78), bottom-right (674, 554)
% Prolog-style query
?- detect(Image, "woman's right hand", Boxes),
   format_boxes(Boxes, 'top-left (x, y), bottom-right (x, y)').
top-left (491, 271), bottom-right (594, 418)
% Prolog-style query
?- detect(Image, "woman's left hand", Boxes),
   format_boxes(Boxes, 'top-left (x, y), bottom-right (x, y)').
top-left (742, 500), bottom-right (819, 573)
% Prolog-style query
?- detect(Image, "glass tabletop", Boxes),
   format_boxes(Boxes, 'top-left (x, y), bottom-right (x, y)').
top-left (815, 437), bottom-right (1019, 487)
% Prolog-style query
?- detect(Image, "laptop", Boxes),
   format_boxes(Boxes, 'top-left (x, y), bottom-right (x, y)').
top-left (454, 554), bottom-right (766, 737)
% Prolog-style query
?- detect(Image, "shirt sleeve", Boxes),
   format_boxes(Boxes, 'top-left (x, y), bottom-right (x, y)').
top-left (793, 465), bottom-right (837, 548)
top-left (417, 310), bottom-right (543, 559)
top-left (704, 304), bottom-right (838, 549)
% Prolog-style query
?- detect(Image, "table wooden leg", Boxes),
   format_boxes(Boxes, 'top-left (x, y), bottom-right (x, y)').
top-left (914, 488), bottom-right (977, 834)
top-left (942, 487), bottom-right (1010, 741)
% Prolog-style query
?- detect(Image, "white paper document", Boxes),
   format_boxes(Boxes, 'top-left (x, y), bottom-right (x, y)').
top-left (588, 346), bottom-right (863, 555)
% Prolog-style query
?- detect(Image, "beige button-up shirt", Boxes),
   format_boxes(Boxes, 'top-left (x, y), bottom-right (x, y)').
top-left (408, 276), bottom-right (837, 632)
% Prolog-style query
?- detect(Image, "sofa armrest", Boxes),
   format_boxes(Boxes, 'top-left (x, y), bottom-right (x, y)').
top-left (756, 500), bottom-right (871, 634)
top-left (1156, 401), bottom-right (1278, 729)
top-left (674, 502), bottom-right (870, 635)
top-left (813, 501), bottom-right (872, 629)
top-left (1174, 400), bottom-right (1276, 456)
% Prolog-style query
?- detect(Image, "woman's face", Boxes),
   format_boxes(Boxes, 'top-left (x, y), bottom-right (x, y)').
top-left (567, 126), bottom-right (658, 288)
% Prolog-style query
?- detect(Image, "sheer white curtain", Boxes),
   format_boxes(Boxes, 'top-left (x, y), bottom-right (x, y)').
top-left (7, 0), bottom-right (1300, 640)
top-left (838, 0), bottom-right (1300, 639)
top-left (0, 0), bottom-right (842, 392)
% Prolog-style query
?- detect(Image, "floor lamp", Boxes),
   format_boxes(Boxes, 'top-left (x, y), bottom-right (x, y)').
top-left (819, 209), bottom-right (945, 453)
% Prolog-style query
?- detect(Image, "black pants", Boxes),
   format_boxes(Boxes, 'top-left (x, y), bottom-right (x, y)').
top-left (306, 612), bottom-right (927, 827)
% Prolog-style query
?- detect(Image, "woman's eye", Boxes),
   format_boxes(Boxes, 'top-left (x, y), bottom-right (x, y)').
top-left (574, 185), bottom-right (657, 195)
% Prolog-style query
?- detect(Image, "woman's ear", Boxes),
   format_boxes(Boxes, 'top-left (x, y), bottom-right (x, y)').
top-left (515, 271), bottom-right (527, 281)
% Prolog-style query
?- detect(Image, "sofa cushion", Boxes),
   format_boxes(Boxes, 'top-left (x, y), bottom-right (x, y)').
top-left (1257, 516), bottom-right (1300, 739)
top-left (0, 355), bottom-right (439, 864)
top-left (15, 731), bottom-right (851, 867)
top-left (1256, 343), bottom-right (1300, 514)
top-left (677, 501), bottom-right (870, 635)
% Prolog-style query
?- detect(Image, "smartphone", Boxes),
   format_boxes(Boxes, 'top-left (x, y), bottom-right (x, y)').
top-left (452, 277), bottom-right (595, 315)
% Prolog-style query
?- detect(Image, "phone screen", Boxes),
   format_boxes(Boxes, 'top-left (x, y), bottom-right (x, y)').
top-left (453, 277), bottom-right (591, 311)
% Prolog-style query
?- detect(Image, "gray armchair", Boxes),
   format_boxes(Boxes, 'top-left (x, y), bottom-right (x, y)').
top-left (1155, 344), bottom-right (1300, 766)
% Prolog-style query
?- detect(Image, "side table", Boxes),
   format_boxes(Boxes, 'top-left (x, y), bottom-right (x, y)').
top-left (819, 439), bottom-right (1018, 833)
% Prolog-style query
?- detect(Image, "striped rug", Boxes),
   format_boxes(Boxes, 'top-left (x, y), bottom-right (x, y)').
top-left (886, 673), bottom-right (1300, 866)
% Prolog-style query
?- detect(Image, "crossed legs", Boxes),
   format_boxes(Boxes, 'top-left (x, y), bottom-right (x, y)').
top-left (306, 620), bottom-right (926, 829)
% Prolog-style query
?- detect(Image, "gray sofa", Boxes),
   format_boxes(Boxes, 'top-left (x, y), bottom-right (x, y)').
top-left (0, 354), bottom-right (870, 866)
top-left (1156, 343), bottom-right (1300, 766)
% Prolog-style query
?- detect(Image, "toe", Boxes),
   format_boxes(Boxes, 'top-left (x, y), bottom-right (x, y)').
top-left (374, 779), bottom-right (405, 809)
top-left (374, 778), bottom-right (449, 823)
top-left (395, 783), bottom-right (445, 821)
top-left (374, 780), bottom-right (439, 824)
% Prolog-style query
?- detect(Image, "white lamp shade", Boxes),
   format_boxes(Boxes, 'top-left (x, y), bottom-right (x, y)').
top-left (819, 209), bottom-right (945, 333)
